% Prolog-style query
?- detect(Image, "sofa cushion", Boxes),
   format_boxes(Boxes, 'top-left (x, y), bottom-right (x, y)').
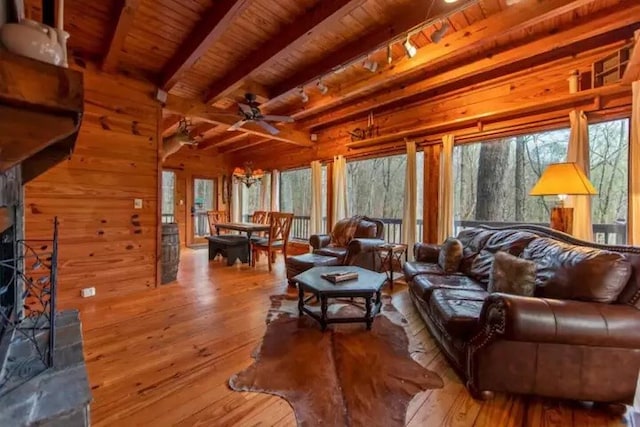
top-left (438, 238), bottom-right (463, 273)
top-left (410, 274), bottom-right (485, 302)
top-left (488, 251), bottom-right (536, 297)
top-left (524, 238), bottom-right (632, 303)
top-left (429, 289), bottom-right (488, 339)
top-left (469, 230), bottom-right (539, 285)
top-left (404, 262), bottom-right (462, 282)
top-left (314, 246), bottom-right (348, 263)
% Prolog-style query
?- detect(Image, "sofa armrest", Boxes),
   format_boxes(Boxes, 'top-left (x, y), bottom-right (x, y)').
top-left (413, 243), bottom-right (441, 263)
top-left (310, 234), bottom-right (331, 250)
top-left (474, 293), bottom-right (640, 349)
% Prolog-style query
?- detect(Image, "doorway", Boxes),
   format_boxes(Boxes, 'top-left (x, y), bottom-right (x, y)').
top-left (190, 177), bottom-right (217, 245)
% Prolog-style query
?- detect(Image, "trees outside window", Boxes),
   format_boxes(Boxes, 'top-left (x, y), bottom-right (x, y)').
top-left (453, 118), bottom-right (629, 243)
top-left (162, 171), bottom-right (175, 222)
top-left (241, 182), bottom-right (261, 221)
top-left (280, 167), bottom-right (327, 238)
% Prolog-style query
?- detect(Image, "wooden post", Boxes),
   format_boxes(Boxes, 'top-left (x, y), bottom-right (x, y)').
top-left (423, 144), bottom-right (441, 244)
top-left (155, 105), bottom-right (163, 287)
top-left (550, 207), bottom-right (574, 235)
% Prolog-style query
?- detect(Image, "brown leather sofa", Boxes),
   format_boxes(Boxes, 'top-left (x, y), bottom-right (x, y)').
top-left (309, 216), bottom-right (385, 270)
top-left (404, 224), bottom-right (640, 404)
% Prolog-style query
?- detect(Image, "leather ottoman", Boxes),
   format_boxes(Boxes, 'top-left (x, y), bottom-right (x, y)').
top-left (286, 253), bottom-right (340, 285)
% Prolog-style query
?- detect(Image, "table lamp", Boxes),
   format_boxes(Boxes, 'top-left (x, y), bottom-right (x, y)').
top-left (529, 162), bottom-right (597, 234)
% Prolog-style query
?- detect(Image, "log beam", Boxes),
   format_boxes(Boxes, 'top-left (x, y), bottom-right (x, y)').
top-left (198, 133), bottom-right (250, 151)
top-left (219, 138), bottom-right (271, 154)
top-left (102, 0), bottom-right (141, 72)
top-left (203, 0), bottom-right (366, 104)
top-left (160, 0), bottom-right (251, 91)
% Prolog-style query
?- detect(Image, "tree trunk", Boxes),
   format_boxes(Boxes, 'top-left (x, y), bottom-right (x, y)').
top-left (476, 140), bottom-right (511, 221)
top-left (515, 136), bottom-right (526, 222)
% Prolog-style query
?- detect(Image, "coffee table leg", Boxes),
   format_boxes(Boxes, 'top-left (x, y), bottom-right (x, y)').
top-left (365, 295), bottom-right (372, 330)
top-left (320, 295), bottom-right (328, 331)
top-left (297, 285), bottom-right (304, 316)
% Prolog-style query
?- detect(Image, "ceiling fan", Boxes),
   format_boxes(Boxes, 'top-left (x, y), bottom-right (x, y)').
top-left (228, 93), bottom-right (294, 135)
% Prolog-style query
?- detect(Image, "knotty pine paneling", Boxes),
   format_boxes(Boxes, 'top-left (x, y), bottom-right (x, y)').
top-left (24, 66), bottom-right (162, 306)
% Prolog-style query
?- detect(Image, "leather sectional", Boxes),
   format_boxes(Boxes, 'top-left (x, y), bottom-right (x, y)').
top-left (404, 225), bottom-right (640, 404)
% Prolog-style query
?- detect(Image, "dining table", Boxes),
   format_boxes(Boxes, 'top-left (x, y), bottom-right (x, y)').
top-left (214, 222), bottom-right (270, 265)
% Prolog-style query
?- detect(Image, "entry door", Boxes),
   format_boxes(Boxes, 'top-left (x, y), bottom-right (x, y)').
top-left (191, 177), bottom-right (217, 244)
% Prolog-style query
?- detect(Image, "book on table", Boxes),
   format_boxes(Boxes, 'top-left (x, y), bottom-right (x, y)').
top-left (321, 271), bottom-right (359, 283)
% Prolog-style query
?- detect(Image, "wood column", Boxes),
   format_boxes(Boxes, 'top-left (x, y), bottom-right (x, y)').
top-left (423, 144), bottom-right (441, 244)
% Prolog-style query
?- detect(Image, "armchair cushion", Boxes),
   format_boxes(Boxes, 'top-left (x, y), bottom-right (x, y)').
top-left (488, 251), bottom-right (536, 297)
top-left (438, 238), bottom-right (463, 273)
top-left (479, 293), bottom-right (640, 348)
top-left (310, 234), bottom-right (331, 250)
top-left (314, 246), bottom-right (348, 263)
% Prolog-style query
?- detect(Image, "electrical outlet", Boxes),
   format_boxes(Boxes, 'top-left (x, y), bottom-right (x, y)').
top-left (81, 287), bottom-right (96, 298)
top-left (134, 198), bottom-right (143, 209)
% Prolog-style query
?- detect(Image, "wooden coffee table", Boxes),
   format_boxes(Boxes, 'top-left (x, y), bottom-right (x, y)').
top-left (292, 266), bottom-right (387, 331)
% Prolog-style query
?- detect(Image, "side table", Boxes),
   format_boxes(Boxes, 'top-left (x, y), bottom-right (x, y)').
top-left (375, 243), bottom-right (408, 289)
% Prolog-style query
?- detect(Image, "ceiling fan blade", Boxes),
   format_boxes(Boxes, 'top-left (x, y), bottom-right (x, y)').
top-left (256, 120), bottom-right (280, 135)
top-left (228, 120), bottom-right (248, 132)
top-left (261, 115), bottom-right (294, 123)
top-left (238, 103), bottom-right (253, 115)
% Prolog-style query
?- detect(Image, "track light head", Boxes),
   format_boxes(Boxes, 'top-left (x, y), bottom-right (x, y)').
top-left (316, 80), bottom-right (329, 95)
top-left (444, 0), bottom-right (458, 3)
top-left (403, 35), bottom-right (417, 58)
top-left (431, 21), bottom-right (450, 44)
top-left (387, 44), bottom-right (393, 64)
top-left (298, 87), bottom-right (309, 103)
top-left (363, 59), bottom-right (378, 73)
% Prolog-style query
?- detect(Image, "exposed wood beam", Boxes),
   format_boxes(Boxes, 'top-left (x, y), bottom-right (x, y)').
top-left (160, 0), bottom-right (251, 91)
top-left (198, 133), bottom-right (250, 151)
top-left (164, 94), bottom-right (313, 147)
top-left (189, 123), bottom-right (217, 139)
top-left (345, 84), bottom-right (629, 149)
top-left (203, 0), bottom-right (367, 104)
top-left (268, 0), bottom-right (475, 104)
top-left (303, 4), bottom-right (640, 129)
top-left (622, 29), bottom-right (640, 84)
top-left (102, 0), bottom-right (141, 72)
top-left (293, 0), bottom-right (596, 121)
top-left (219, 138), bottom-right (271, 154)
top-left (162, 114), bottom-right (182, 137)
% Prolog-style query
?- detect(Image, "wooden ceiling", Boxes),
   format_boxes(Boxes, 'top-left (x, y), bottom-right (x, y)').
top-left (26, 0), bottom-right (640, 155)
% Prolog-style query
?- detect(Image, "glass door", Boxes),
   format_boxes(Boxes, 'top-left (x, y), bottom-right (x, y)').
top-left (192, 177), bottom-right (216, 244)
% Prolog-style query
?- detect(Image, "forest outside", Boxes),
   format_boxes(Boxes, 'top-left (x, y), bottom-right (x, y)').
top-left (454, 118), bottom-right (629, 243)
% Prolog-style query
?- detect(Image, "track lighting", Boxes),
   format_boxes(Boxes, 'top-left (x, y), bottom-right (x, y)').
top-left (363, 58), bottom-right (378, 73)
top-left (444, 0), bottom-right (458, 3)
top-left (431, 21), bottom-right (450, 43)
top-left (403, 35), bottom-right (417, 59)
top-left (316, 80), bottom-right (328, 95)
top-left (387, 44), bottom-right (393, 64)
top-left (298, 87), bottom-right (309, 103)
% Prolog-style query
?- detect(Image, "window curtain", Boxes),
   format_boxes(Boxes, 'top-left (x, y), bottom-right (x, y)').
top-left (437, 135), bottom-right (454, 242)
top-left (402, 141), bottom-right (417, 260)
top-left (310, 161), bottom-right (323, 235)
top-left (566, 110), bottom-right (593, 241)
top-left (231, 180), bottom-right (242, 222)
top-left (270, 170), bottom-right (280, 212)
top-left (332, 155), bottom-right (348, 227)
top-left (259, 173), bottom-right (270, 211)
top-left (629, 81), bottom-right (640, 245)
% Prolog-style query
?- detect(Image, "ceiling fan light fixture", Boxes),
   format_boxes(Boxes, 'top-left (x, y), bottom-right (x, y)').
top-left (298, 87), bottom-right (309, 103)
top-left (431, 21), bottom-right (450, 43)
top-left (317, 80), bottom-right (329, 95)
top-left (403, 35), bottom-right (417, 59)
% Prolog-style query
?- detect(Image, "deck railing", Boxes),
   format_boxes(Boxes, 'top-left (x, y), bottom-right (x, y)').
top-left (161, 214), bottom-right (175, 223)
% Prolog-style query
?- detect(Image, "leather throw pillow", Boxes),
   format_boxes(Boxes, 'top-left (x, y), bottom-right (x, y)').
top-left (488, 251), bottom-right (536, 297)
top-left (438, 238), bottom-right (463, 273)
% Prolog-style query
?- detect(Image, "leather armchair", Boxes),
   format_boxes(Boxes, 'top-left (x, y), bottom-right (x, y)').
top-left (309, 216), bottom-right (385, 270)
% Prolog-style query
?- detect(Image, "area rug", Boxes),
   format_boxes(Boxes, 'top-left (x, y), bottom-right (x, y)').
top-left (229, 294), bottom-right (443, 426)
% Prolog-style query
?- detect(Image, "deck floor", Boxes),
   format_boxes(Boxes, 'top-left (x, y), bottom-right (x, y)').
top-left (78, 248), bottom-right (627, 426)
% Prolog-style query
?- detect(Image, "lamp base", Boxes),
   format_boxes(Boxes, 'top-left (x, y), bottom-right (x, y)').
top-left (550, 207), bottom-right (573, 234)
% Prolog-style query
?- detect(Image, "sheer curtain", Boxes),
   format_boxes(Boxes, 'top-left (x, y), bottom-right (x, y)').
top-left (402, 141), bottom-right (417, 260)
top-left (270, 170), bottom-right (280, 212)
top-left (259, 173), bottom-right (270, 211)
top-left (332, 155), bottom-right (348, 227)
top-left (630, 81), bottom-right (640, 245)
top-left (437, 135), bottom-right (454, 242)
top-left (310, 161), bottom-right (323, 235)
top-left (231, 180), bottom-right (242, 222)
top-left (566, 110), bottom-right (593, 241)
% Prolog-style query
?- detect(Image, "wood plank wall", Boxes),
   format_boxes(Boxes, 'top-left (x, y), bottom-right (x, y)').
top-left (162, 148), bottom-right (230, 247)
top-left (24, 64), bottom-right (161, 306)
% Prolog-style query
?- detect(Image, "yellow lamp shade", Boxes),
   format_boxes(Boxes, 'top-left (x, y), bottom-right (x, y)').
top-left (529, 162), bottom-right (597, 196)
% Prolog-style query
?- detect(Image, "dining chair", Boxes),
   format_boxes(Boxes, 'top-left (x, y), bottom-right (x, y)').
top-left (251, 210), bottom-right (269, 225)
top-left (207, 210), bottom-right (228, 235)
top-left (251, 212), bottom-right (294, 272)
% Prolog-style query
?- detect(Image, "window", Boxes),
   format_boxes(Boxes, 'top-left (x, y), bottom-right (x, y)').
top-left (280, 167), bottom-right (327, 239)
top-left (453, 118), bottom-right (629, 244)
top-left (162, 171), bottom-right (175, 223)
top-left (241, 181), bottom-right (262, 221)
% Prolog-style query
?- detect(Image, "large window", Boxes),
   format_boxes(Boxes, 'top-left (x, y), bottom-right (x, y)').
top-left (162, 171), bottom-right (176, 223)
top-left (280, 167), bottom-right (327, 239)
top-left (241, 181), bottom-right (263, 221)
top-left (453, 118), bottom-right (629, 243)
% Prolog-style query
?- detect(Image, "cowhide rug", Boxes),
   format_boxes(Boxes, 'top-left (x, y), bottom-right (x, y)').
top-left (229, 294), bottom-right (443, 426)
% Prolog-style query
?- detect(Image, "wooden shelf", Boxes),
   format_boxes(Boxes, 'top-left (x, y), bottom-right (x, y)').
top-left (0, 48), bottom-right (84, 183)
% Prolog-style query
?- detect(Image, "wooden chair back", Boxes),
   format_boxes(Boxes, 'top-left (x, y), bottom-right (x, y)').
top-left (252, 211), bottom-right (269, 224)
top-left (207, 210), bottom-right (228, 234)
top-left (268, 212), bottom-right (294, 246)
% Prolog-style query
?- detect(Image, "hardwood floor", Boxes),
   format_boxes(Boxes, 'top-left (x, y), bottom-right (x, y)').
top-left (77, 248), bottom-right (627, 426)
